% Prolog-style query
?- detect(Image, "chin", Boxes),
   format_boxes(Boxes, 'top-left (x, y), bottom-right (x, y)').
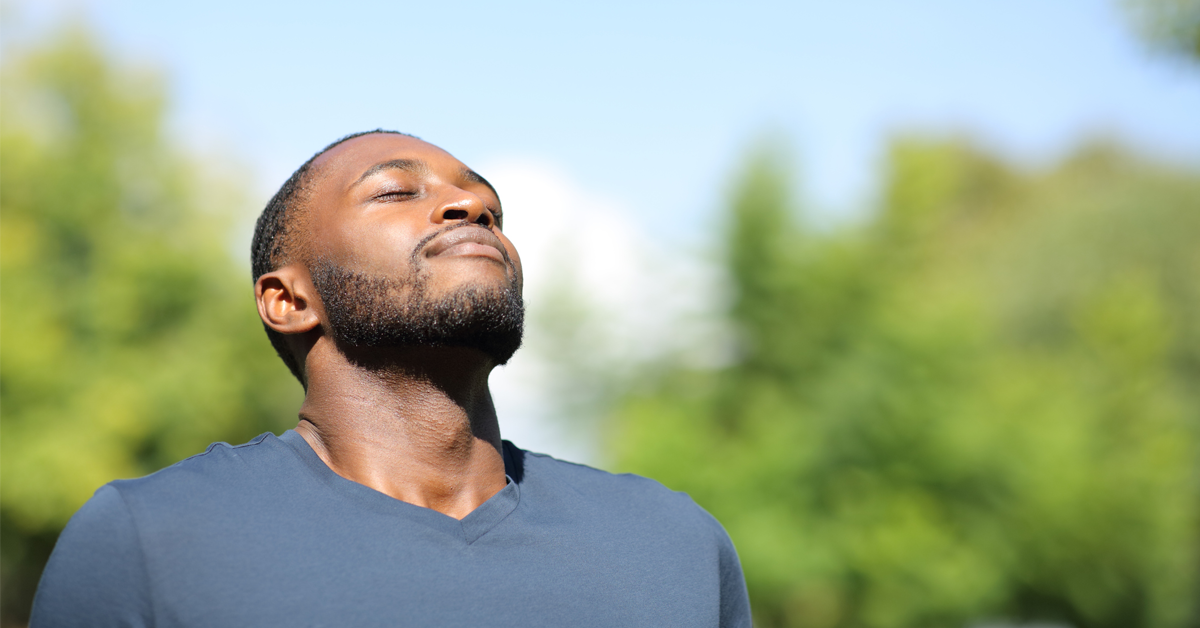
top-left (311, 259), bottom-right (524, 365)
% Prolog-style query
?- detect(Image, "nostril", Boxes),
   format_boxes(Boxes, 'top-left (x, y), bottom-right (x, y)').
top-left (443, 209), bottom-right (469, 221)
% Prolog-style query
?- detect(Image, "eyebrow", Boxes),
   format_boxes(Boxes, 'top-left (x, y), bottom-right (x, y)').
top-left (351, 159), bottom-right (427, 188)
top-left (350, 159), bottom-right (501, 204)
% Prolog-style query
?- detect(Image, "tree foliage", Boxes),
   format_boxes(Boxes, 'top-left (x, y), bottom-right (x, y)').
top-left (0, 27), bottom-right (301, 623)
top-left (1125, 0), bottom-right (1200, 63)
top-left (611, 138), bottom-right (1200, 627)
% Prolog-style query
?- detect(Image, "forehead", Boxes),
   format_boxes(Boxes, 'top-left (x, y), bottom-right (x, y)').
top-left (310, 133), bottom-right (468, 191)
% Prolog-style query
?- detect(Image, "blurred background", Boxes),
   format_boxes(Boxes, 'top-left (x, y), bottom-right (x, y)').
top-left (3, 1), bottom-right (1199, 626)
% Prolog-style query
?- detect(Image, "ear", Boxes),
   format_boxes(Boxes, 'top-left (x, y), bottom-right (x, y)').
top-left (255, 266), bottom-right (322, 335)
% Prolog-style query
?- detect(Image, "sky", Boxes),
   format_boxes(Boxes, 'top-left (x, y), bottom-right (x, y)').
top-left (13, 1), bottom-right (1200, 222)
top-left (9, 0), bottom-right (1199, 460)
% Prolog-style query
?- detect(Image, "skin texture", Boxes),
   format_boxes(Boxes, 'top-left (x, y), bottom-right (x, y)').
top-left (254, 133), bottom-right (522, 520)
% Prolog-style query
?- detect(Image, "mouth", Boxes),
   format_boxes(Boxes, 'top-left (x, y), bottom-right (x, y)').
top-left (422, 224), bottom-right (509, 266)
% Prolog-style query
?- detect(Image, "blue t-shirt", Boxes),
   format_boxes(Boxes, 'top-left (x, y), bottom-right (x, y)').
top-left (32, 431), bottom-right (751, 627)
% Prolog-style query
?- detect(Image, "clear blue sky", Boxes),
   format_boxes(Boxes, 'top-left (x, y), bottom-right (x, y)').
top-left (13, 0), bottom-right (1200, 239)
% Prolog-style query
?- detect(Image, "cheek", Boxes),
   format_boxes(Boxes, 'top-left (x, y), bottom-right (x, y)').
top-left (499, 234), bottom-right (523, 283)
top-left (328, 219), bottom-right (425, 274)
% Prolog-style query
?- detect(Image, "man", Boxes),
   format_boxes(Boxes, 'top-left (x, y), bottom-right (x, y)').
top-left (31, 131), bottom-right (751, 627)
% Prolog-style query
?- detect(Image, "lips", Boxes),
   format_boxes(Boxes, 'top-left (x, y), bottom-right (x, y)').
top-left (423, 225), bottom-right (508, 265)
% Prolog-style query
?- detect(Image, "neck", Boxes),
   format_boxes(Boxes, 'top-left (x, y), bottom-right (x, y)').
top-left (294, 338), bottom-right (507, 520)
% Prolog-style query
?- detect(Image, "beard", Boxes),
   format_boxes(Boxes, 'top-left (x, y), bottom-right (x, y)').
top-left (309, 243), bottom-right (524, 366)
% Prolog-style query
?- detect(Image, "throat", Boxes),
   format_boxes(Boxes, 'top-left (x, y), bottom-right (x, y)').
top-left (293, 343), bottom-right (508, 519)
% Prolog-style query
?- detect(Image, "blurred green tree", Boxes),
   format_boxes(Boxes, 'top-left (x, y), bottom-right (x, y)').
top-left (611, 138), bottom-right (1200, 627)
top-left (0, 26), bottom-right (301, 623)
top-left (1125, 0), bottom-right (1200, 62)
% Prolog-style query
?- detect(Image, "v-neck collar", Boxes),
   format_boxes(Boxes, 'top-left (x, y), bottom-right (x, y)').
top-left (279, 429), bottom-right (521, 544)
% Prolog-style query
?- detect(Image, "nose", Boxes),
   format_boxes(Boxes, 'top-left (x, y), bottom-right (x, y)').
top-left (433, 189), bottom-right (494, 228)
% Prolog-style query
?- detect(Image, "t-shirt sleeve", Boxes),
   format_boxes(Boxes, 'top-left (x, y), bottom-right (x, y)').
top-left (30, 484), bottom-right (153, 628)
top-left (715, 519), bottom-right (752, 628)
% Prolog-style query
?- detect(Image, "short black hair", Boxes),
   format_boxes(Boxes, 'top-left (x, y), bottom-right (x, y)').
top-left (250, 129), bottom-right (417, 384)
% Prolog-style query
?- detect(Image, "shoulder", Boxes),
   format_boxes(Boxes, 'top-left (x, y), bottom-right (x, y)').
top-left (32, 484), bottom-right (153, 626)
top-left (510, 443), bottom-right (730, 541)
top-left (80, 432), bottom-right (305, 532)
top-left (108, 432), bottom-right (290, 500)
top-left (32, 433), bottom-right (299, 626)
top-left (508, 444), bottom-right (752, 624)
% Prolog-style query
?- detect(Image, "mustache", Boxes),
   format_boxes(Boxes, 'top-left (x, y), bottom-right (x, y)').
top-left (412, 222), bottom-right (517, 272)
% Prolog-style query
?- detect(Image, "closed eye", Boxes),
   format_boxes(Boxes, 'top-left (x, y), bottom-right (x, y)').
top-left (373, 189), bottom-right (417, 202)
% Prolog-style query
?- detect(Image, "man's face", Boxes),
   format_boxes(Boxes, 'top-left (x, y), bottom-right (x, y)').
top-left (301, 133), bottom-right (524, 364)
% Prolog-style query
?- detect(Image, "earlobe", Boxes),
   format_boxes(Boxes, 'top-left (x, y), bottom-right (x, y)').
top-left (256, 268), bottom-right (322, 335)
